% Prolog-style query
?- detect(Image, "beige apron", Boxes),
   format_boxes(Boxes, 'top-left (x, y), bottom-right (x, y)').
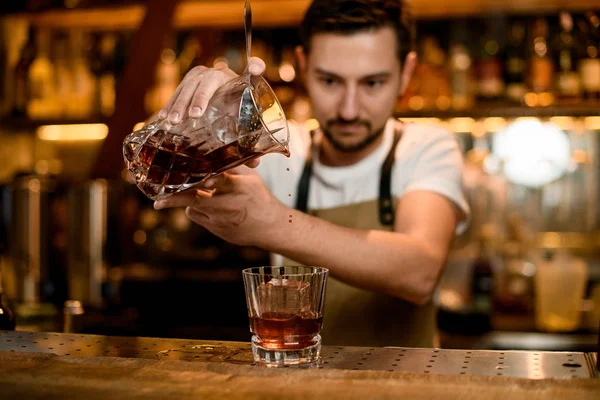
top-left (282, 129), bottom-right (437, 348)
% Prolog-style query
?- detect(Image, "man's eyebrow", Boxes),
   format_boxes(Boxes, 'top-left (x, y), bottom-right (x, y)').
top-left (360, 72), bottom-right (391, 80)
top-left (314, 68), bottom-right (342, 79)
top-left (314, 68), bottom-right (391, 81)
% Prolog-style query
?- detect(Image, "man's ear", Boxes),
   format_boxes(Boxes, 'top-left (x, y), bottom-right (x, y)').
top-left (399, 51), bottom-right (417, 96)
top-left (295, 45), bottom-right (307, 79)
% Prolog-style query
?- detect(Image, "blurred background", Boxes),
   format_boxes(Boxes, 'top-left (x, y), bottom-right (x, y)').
top-left (0, 0), bottom-right (599, 352)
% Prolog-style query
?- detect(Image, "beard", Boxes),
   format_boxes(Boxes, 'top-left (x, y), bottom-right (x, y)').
top-left (321, 118), bottom-right (385, 152)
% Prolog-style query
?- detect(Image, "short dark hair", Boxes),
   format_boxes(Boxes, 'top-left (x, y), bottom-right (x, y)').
top-left (299, 0), bottom-right (415, 62)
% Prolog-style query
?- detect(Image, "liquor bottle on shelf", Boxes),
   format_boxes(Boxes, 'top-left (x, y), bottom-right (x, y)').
top-left (0, 220), bottom-right (15, 331)
top-left (504, 21), bottom-right (527, 103)
top-left (578, 13), bottom-right (600, 99)
top-left (68, 30), bottom-right (95, 119)
top-left (448, 21), bottom-right (475, 110)
top-left (409, 35), bottom-right (451, 110)
top-left (0, 25), bottom-right (8, 117)
top-left (89, 33), bottom-right (117, 118)
top-left (476, 18), bottom-right (505, 101)
top-left (52, 32), bottom-right (73, 119)
top-left (28, 27), bottom-right (57, 119)
top-left (12, 26), bottom-right (36, 117)
top-left (144, 35), bottom-right (180, 115)
top-left (528, 17), bottom-right (554, 98)
top-left (0, 270), bottom-right (15, 331)
top-left (553, 11), bottom-right (582, 101)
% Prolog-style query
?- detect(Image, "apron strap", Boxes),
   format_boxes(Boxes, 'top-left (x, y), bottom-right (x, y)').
top-left (378, 128), bottom-right (402, 225)
top-left (295, 127), bottom-right (403, 226)
top-left (294, 130), bottom-right (316, 213)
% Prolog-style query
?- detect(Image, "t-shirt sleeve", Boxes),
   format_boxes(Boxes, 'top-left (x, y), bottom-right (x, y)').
top-left (403, 128), bottom-right (470, 233)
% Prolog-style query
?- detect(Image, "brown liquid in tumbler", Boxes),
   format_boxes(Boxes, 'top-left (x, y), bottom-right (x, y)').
top-left (250, 312), bottom-right (323, 350)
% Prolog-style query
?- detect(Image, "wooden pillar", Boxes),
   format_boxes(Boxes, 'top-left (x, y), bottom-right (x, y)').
top-left (91, 0), bottom-right (181, 179)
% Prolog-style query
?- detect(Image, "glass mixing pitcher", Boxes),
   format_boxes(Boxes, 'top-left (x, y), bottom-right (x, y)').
top-left (123, 73), bottom-right (289, 200)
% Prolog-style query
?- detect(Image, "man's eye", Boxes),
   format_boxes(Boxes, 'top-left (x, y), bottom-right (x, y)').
top-left (319, 77), bottom-right (337, 86)
top-left (366, 80), bottom-right (384, 88)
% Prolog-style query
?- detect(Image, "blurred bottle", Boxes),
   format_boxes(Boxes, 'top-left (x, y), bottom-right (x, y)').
top-left (68, 30), bottom-right (95, 119)
top-left (504, 21), bottom-right (527, 103)
top-left (52, 32), bottom-right (73, 119)
top-left (0, 24), bottom-right (9, 117)
top-left (449, 21), bottom-right (475, 110)
top-left (145, 35), bottom-right (180, 115)
top-left (0, 267), bottom-right (16, 331)
top-left (28, 27), bottom-right (57, 119)
top-left (477, 18), bottom-right (505, 101)
top-left (534, 248), bottom-right (587, 332)
top-left (578, 13), bottom-right (600, 99)
top-left (495, 239), bottom-right (535, 317)
top-left (177, 34), bottom-right (202, 78)
top-left (410, 36), bottom-right (451, 110)
top-left (528, 18), bottom-right (554, 96)
top-left (553, 11), bottom-right (582, 100)
top-left (469, 226), bottom-right (497, 333)
top-left (0, 218), bottom-right (16, 330)
top-left (89, 33), bottom-right (117, 118)
top-left (12, 26), bottom-right (36, 117)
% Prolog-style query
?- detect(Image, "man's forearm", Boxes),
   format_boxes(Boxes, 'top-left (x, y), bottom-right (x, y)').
top-left (258, 208), bottom-right (446, 305)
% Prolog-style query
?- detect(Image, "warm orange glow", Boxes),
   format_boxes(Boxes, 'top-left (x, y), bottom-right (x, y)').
top-left (483, 117), bottom-right (507, 133)
top-left (37, 124), bottom-right (109, 141)
top-left (435, 96), bottom-right (451, 110)
top-left (572, 149), bottom-right (588, 164)
top-left (449, 117), bottom-right (475, 133)
top-left (538, 92), bottom-right (554, 107)
top-left (133, 122), bottom-right (145, 132)
top-left (305, 118), bottom-right (319, 132)
top-left (549, 116), bottom-right (574, 131)
top-left (408, 96), bottom-right (424, 111)
top-left (400, 118), bottom-right (442, 126)
top-left (524, 92), bottom-right (538, 107)
top-left (213, 57), bottom-right (229, 69)
top-left (278, 63), bottom-right (296, 82)
top-left (584, 117), bottom-right (600, 130)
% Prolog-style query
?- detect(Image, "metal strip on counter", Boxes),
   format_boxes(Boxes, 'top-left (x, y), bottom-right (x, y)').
top-left (0, 330), bottom-right (594, 379)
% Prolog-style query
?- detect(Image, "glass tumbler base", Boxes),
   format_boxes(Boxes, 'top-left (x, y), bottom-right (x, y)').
top-left (251, 335), bottom-right (321, 367)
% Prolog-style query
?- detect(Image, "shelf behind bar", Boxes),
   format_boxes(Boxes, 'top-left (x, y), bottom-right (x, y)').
top-left (1, 103), bottom-right (599, 133)
top-left (7, 0), bottom-right (600, 30)
top-left (395, 102), bottom-right (600, 120)
top-left (0, 116), bottom-right (108, 131)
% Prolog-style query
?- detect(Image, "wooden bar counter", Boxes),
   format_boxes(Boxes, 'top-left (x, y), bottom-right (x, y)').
top-left (0, 330), bottom-right (598, 399)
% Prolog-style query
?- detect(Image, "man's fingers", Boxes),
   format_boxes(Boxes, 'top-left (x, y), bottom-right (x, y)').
top-left (227, 165), bottom-right (257, 176)
top-left (153, 189), bottom-right (211, 210)
top-left (189, 69), bottom-right (236, 117)
top-left (167, 77), bottom-right (202, 124)
top-left (246, 57), bottom-right (266, 76)
top-left (201, 174), bottom-right (226, 189)
top-left (245, 158), bottom-right (261, 168)
top-left (158, 84), bottom-right (185, 120)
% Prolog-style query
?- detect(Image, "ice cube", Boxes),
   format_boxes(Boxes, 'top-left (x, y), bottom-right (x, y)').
top-left (257, 279), bottom-right (311, 316)
top-left (211, 115), bottom-right (238, 144)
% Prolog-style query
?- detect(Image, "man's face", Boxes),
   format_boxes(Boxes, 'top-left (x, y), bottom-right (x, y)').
top-left (302, 26), bottom-right (403, 152)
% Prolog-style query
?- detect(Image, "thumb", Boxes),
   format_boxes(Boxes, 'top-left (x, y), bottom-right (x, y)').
top-left (245, 57), bottom-right (266, 76)
top-left (201, 166), bottom-right (255, 189)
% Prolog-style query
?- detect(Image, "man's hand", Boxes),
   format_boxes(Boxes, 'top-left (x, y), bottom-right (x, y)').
top-left (153, 166), bottom-right (287, 247)
top-left (158, 57), bottom-right (267, 172)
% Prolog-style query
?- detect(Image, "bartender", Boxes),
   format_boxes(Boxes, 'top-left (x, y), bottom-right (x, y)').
top-left (154, 0), bottom-right (469, 348)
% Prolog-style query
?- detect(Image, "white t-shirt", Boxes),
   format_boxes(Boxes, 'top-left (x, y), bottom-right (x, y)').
top-left (257, 118), bottom-right (470, 226)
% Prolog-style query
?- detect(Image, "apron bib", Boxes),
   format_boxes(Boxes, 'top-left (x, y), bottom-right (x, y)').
top-left (281, 128), bottom-right (437, 348)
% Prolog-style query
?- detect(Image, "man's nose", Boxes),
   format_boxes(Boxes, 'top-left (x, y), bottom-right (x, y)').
top-left (338, 85), bottom-right (359, 121)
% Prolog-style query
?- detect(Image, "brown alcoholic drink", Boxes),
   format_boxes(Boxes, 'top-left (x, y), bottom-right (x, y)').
top-left (250, 312), bottom-right (323, 350)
